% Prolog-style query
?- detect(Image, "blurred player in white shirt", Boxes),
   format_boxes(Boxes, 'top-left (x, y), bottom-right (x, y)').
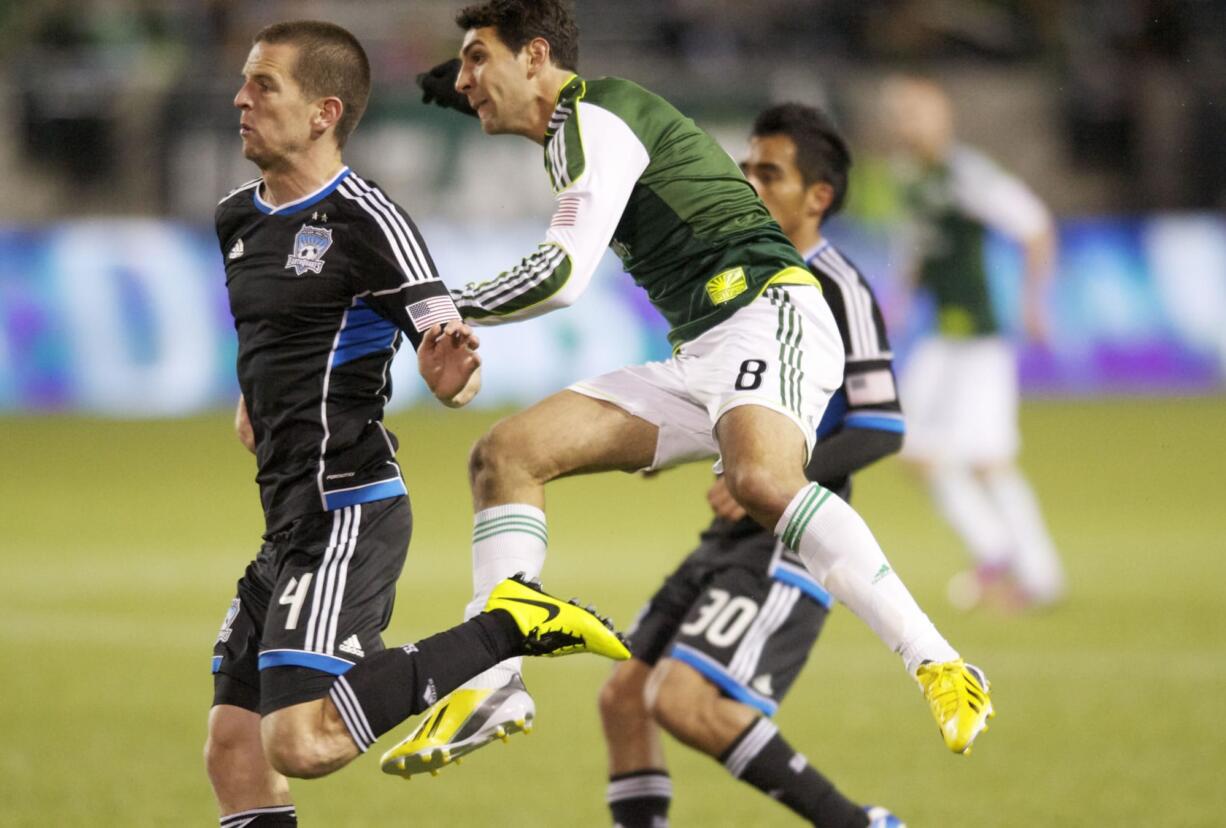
top-left (882, 74), bottom-right (1065, 611)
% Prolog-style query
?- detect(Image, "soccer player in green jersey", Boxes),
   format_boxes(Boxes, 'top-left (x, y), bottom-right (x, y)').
top-left (881, 74), bottom-right (1066, 611)
top-left (382, 1), bottom-right (993, 777)
top-left (598, 103), bottom-right (906, 828)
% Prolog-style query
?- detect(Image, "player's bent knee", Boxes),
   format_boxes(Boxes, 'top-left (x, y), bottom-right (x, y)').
top-left (722, 463), bottom-right (796, 522)
top-left (599, 661), bottom-right (650, 725)
top-left (469, 422), bottom-right (539, 489)
top-left (648, 686), bottom-right (707, 744)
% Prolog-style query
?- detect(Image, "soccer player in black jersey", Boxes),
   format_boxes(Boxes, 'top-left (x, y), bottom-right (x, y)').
top-left (205, 21), bottom-right (629, 827)
top-left (598, 107), bottom-right (906, 828)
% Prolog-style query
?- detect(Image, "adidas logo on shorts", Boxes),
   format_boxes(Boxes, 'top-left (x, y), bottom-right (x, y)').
top-left (339, 635), bottom-right (365, 658)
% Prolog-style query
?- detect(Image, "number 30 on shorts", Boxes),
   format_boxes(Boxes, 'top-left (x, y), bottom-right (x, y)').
top-left (735, 359), bottom-right (767, 391)
top-left (679, 588), bottom-right (760, 648)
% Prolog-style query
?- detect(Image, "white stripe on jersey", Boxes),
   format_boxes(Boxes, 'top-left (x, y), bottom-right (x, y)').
top-left (217, 177), bottom-right (261, 205)
top-left (336, 179), bottom-right (432, 284)
top-left (466, 244), bottom-right (567, 307)
top-left (347, 175), bottom-right (435, 281)
top-left (555, 128), bottom-right (572, 190)
top-left (547, 103), bottom-right (573, 131)
top-left (472, 244), bottom-right (566, 304)
top-left (315, 304), bottom-right (350, 507)
top-left (809, 243), bottom-right (886, 360)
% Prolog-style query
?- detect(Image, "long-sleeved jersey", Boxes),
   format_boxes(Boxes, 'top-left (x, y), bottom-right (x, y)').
top-left (452, 75), bottom-right (817, 348)
top-left (804, 239), bottom-right (904, 489)
top-left (898, 144), bottom-right (1050, 336)
top-left (217, 167), bottom-right (460, 533)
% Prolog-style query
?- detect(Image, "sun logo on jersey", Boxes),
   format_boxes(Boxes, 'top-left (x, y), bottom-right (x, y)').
top-left (705, 266), bottom-right (748, 305)
top-left (285, 224), bottom-right (334, 275)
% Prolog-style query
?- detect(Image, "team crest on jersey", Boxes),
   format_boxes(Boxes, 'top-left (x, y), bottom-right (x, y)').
top-left (706, 266), bottom-right (748, 305)
top-left (216, 598), bottom-right (241, 644)
top-left (285, 224), bottom-right (334, 275)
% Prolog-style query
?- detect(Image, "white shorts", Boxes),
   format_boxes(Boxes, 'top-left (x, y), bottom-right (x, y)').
top-left (899, 336), bottom-right (1019, 464)
top-left (570, 286), bottom-right (844, 471)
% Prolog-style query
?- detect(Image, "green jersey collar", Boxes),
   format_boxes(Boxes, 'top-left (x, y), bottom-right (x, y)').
top-left (544, 75), bottom-right (585, 142)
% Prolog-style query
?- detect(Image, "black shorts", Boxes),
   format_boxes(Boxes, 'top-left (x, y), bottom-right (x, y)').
top-left (211, 496), bottom-right (411, 715)
top-left (628, 517), bottom-right (833, 716)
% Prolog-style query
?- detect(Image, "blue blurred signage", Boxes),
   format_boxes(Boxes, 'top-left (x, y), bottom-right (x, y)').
top-left (0, 216), bottom-right (1222, 416)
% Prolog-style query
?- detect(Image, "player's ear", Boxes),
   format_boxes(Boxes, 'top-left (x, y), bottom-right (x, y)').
top-left (525, 37), bottom-right (552, 76)
top-left (806, 181), bottom-right (835, 221)
top-left (313, 96), bottom-right (344, 138)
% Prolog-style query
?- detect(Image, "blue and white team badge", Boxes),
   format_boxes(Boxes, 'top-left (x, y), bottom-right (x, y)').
top-left (285, 224), bottom-right (333, 275)
top-left (216, 598), bottom-right (241, 644)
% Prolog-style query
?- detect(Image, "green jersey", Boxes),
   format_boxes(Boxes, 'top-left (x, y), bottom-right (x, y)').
top-left (900, 145), bottom-right (1049, 337)
top-left (452, 75), bottom-right (812, 347)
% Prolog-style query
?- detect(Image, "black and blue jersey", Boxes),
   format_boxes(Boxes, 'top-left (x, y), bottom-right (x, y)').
top-left (216, 166), bottom-right (459, 534)
top-left (806, 239), bottom-right (903, 488)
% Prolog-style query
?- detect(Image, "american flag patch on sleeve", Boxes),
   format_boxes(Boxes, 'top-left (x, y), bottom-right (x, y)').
top-left (846, 369), bottom-right (898, 406)
top-left (550, 194), bottom-right (581, 229)
top-left (406, 295), bottom-right (461, 332)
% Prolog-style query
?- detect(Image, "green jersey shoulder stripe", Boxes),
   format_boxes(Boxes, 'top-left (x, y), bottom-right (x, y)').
top-left (453, 75), bottom-right (807, 345)
top-left (452, 76), bottom-right (649, 326)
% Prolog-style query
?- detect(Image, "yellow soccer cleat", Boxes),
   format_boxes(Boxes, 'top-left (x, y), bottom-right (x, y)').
top-left (485, 573), bottom-right (631, 661)
top-left (381, 673), bottom-right (535, 778)
top-left (380, 576), bottom-right (629, 778)
top-left (916, 659), bottom-right (994, 754)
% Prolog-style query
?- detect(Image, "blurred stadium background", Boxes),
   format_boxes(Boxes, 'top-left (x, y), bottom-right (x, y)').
top-left (1, 1), bottom-right (1223, 825)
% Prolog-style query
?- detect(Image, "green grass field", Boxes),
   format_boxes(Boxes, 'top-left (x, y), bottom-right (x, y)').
top-left (2, 397), bottom-right (1224, 826)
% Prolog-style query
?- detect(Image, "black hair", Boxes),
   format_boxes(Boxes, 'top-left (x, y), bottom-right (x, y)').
top-left (457, 0), bottom-right (579, 71)
top-left (752, 103), bottom-right (852, 215)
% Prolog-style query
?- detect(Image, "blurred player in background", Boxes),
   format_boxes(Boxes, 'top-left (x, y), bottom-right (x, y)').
top-left (206, 20), bottom-right (628, 826)
top-left (881, 74), bottom-right (1066, 611)
top-left (383, 0), bottom-right (992, 780)
top-left (598, 104), bottom-right (906, 828)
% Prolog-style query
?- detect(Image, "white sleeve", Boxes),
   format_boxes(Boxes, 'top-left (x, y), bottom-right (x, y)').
top-left (950, 147), bottom-right (1051, 242)
top-left (452, 102), bottom-right (650, 324)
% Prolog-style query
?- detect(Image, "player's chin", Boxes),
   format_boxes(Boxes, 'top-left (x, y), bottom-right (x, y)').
top-left (478, 113), bottom-right (503, 135)
top-left (240, 143), bottom-right (266, 165)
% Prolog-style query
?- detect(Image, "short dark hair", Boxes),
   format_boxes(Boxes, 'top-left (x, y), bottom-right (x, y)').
top-left (254, 20), bottom-right (371, 148)
top-left (457, 0), bottom-right (579, 72)
top-left (752, 103), bottom-right (853, 215)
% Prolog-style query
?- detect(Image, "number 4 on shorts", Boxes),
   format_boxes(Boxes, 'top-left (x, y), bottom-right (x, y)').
top-left (279, 574), bottom-right (313, 630)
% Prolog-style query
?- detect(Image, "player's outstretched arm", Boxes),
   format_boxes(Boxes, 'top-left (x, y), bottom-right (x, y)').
top-left (417, 320), bottom-right (482, 407)
top-left (1020, 223), bottom-right (1056, 345)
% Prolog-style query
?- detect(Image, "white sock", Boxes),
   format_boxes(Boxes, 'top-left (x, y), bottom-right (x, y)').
top-left (462, 504), bottom-right (547, 690)
top-left (928, 465), bottom-right (1012, 570)
top-left (777, 483), bottom-right (959, 674)
top-left (983, 467), bottom-right (1065, 603)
